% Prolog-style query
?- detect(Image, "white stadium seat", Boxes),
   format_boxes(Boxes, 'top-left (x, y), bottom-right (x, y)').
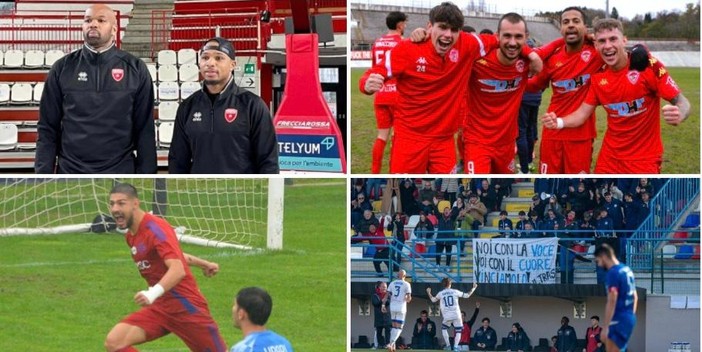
top-left (44, 49), bottom-right (65, 68)
top-left (146, 63), bottom-right (157, 82)
top-left (663, 245), bottom-right (677, 258)
top-left (24, 50), bottom-right (45, 68)
top-left (0, 84), bottom-right (10, 104)
top-left (153, 83), bottom-right (158, 101)
top-left (180, 81), bottom-right (200, 100)
top-left (10, 83), bottom-right (33, 104)
top-left (177, 48), bottom-right (197, 66)
top-left (0, 123), bottom-right (18, 150)
top-left (178, 64), bottom-right (199, 82)
top-left (158, 81), bottom-right (179, 101)
top-left (158, 101), bottom-right (179, 121)
top-left (157, 64), bottom-right (178, 82)
top-left (33, 82), bottom-right (45, 104)
top-left (4, 50), bottom-right (23, 68)
top-left (0, 51), bottom-right (4, 67)
top-left (158, 121), bottom-right (174, 147)
top-left (157, 50), bottom-right (177, 66)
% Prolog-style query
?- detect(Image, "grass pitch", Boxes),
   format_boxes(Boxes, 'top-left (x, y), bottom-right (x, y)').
top-left (350, 67), bottom-right (700, 174)
top-left (0, 179), bottom-right (346, 352)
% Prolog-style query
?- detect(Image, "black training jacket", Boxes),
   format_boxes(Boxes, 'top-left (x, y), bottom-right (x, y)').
top-left (168, 78), bottom-right (279, 174)
top-left (35, 44), bottom-right (156, 174)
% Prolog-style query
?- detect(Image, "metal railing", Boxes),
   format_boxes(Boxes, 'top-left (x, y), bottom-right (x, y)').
top-left (635, 178), bottom-right (700, 241)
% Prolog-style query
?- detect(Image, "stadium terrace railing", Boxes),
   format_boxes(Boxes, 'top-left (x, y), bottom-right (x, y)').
top-left (0, 10), bottom-right (123, 52)
top-left (350, 229), bottom-right (700, 294)
top-left (634, 178), bottom-right (700, 241)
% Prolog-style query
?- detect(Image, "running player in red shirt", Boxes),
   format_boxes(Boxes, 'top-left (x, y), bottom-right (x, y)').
top-left (529, 7), bottom-right (604, 174)
top-left (542, 19), bottom-right (690, 174)
top-left (370, 11), bottom-right (407, 174)
top-left (360, 2), bottom-right (542, 174)
top-left (463, 12), bottom-right (531, 174)
top-left (104, 183), bottom-right (227, 352)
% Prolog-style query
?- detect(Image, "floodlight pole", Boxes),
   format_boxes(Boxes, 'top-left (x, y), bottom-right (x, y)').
top-left (605, 0), bottom-right (610, 18)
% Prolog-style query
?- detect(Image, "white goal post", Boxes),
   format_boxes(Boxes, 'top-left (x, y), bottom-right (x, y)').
top-left (0, 178), bottom-right (285, 250)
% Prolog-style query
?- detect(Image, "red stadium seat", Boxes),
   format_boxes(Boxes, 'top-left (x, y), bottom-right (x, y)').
top-left (692, 245), bottom-right (700, 260)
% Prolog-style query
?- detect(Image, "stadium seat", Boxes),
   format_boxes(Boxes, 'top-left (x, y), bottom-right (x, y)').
top-left (10, 83), bottom-right (33, 104)
top-left (157, 64), bottom-right (178, 82)
top-left (672, 231), bottom-right (690, 243)
top-left (437, 200), bottom-right (451, 213)
top-left (692, 245), bottom-right (700, 260)
top-left (178, 64), bottom-right (199, 82)
top-left (0, 83), bottom-right (10, 104)
top-left (177, 48), bottom-right (197, 65)
top-left (371, 200), bottom-right (382, 213)
top-left (662, 244), bottom-right (677, 258)
top-left (44, 49), bottom-right (65, 68)
top-left (681, 213), bottom-right (700, 228)
top-left (180, 81), bottom-right (200, 100)
top-left (4, 50), bottom-right (23, 68)
top-left (146, 63), bottom-right (157, 82)
top-left (0, 51), bottom-right (3, 67)
top-left (157, 50), bottom-right (177, 66)
top-left (153, 83), bottom-right (158, 100)
top-left (158, 101), bottom-right (179, 121)
top-left (24, 50), bottom-right (45, 68)
top-left (158, 82), bottom-right (179, 101)
top-left (0, 123), bottom-right (18, 150)
top-left (33, 82), bottom-right (44, 104)
top-left (675, 245), bottom-right (694, 260)
top-left (158, 121), bottom-right (174, 147)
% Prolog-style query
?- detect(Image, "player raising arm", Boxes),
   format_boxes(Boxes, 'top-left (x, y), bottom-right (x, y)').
top-left (542, 18), bottom-right (690, 174)
top-left (427, 279), bottom-right (478, 351)
top-left (104, 183), bottom-right (227, 352)
top-left (595, 244), bottom-right (638, 352)
top-left (382, 269), bottom-right (412, 352)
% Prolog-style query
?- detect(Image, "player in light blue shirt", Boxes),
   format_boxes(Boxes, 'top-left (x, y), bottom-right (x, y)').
top-left (231, 287), bottom-right (293, 352)
top-left (595, 243), bottom-right (638, 352)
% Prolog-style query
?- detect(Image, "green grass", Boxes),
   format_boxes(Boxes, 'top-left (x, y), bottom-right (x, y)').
top-left (351, 67), bottom-right (700, 174)
top-left (0, 180), bottom-right (346, 352)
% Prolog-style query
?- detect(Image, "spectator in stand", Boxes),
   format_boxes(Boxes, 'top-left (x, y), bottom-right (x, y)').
top-left (441, 178), bottom-right (460, 205)
top-left (458, 185), bottom-right (473, 203)
top-left (515, 211), bottom-right (534, 238)
top-left (371, 281), bottom-right (391, 348)
top-left (354, 209), bottom-right (380, 235)
top-left (367, 224), bottom-right (390, 275)
top-left (412, 310), bottom-right (436, 349)
top-left (623, 193), bottom-right (641, 231)
top-left (419, 180), bottom-right (436, 204)
top-left (579, 211), bottom-right (596, 236)
top-left (528, 211), bottom-right (540, 233)
top-left (498, 211), bottom-right (514, 237)
top-left (529, 195), bottom-right (546, 222)
top-left (419, 197), bottom-right (440, 218)
top-left (639, 191), bottom-right (651, 216)
top-left (414, 212), bottom-right (435, 253)
top-left (477, 179), bottom-right (498, 212)
top-left (351, 193), bottom-right (373, 227)
top-left (436, 206), bottom-right (460, 266)
top-left (555, 316), bottom-right (577, 352)
top-left (563, 210), bottom-right (579, 237)
top-left (570, 182), bottom-right (594, 219)
top-left (366, 178), bottom-right (384, 201)
top-left (456, 302), bottom-right (480, 351)
top-left (387, 212), bottom-right (406, 271)
top-left (453, 199), bottom-right (469, 256)
top-left (465, 194), bottom-right (488, 237)
top-left (635, 178), bottom-right (654, 199)
top-left (472, 317), bottom-right (497, 351)
top-left (522, 222), bottom-right (536, 238)
top-left (603, 192), bottom-right (624, 230)
top-left (544, 194), bottom-right (564, 218)
top-left (493, 179), bottom-right (513, 211)
top-left (400, 179), bottom-right (420, 216)
top-left (540, 209), bottom-right (564, 237)
top-left (506, 322), bottom-right (530, 352)
top-left (583, 315), bottom-right (603, 352)
top-left (550, 336), bottom-right (558, 352)
top-left (595, 208), bottom-right (615, 238)
top-left (351, 179), bottom-right (367, 201)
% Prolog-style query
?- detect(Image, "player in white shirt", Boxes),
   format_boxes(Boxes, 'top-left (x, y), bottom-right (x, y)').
top-left (381, 269), bottom-right (412, 352)
top-left (426, 278), bottom-right (478, 351)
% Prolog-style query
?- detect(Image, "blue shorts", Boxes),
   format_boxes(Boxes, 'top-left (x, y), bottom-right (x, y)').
top-left (609, 315), bottom-right (636, 350)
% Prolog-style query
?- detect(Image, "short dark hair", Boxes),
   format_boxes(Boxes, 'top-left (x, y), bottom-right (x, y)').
top-left (482, 317), bottom-right (490, 323)
top-left (497, 12), bottom-right (527, 33)
top-left (420, 310), bottom-right (429, 315)
top-left (462, 25), bottom-right (476, 33)
top-left (429, 2), bottom-right (464, 30)
top-left (110, 183), bottom-right (138, 199)
top-left (562, 316), bottom-right (569, 323)
top-left (479, 28), bottom-right (493, 35)
top-left (604, 192), bottom-right (612, 197)
top-left (386, 11), bottom-right (407, 30)
top-left (518, 211), bottom-right (526, 216)
top-left (561, 6), bottom-right (587, 23)
top-left (591, 315), bottom-right (600, 321)
top-left (500, 210), bottom-right (508, 216)
top-left (441, 277), bottom-right (452, 287)
top-left (236, 287), bottom-right (273, 326)
top-left (594, 243), bottom-right (616, 259)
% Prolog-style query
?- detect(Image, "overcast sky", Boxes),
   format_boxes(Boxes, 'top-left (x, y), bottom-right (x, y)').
top-left (354, 0), bottom-right (698, 19)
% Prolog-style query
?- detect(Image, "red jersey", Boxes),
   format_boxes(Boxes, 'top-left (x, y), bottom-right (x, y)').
top-left (584, 58), bottom-right (680, 161)
top-left (585, 326), bottom-right (602, 352)
top-left (372, 33), bottom-right (402, 106)
top-left (531, 43), bottom-right (603, 141)
top-left (360, 33), bottom-right (505, 139)
top-left (464, 49), bottom-right (529, 145)
top-left (126, 213), bottom-right (208, 314)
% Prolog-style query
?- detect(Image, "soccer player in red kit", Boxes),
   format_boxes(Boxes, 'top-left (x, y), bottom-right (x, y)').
top-left (462, 12), bottom-right (531, 174)
top-left (104, 183), bottom-right (227, 352)
top-left (529, 7), bottom-right (604, 174)
top-left (360, 2), bottom-right (542, 174)
top-left (370, 11), bottom-right (407, 174)
top-left (543, 19), bottom-right (690, 174)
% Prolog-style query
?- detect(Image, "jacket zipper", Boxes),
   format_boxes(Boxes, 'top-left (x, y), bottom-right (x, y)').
top-left (96, 53), bottom-right (100, 92)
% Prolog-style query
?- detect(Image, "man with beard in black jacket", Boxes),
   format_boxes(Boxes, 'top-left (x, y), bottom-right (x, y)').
top-left (371, 281), bottom-right (392, 348)
top-left (36, 4), bottom-right (156, 174)
top-left (169, 37), bottom-right (278, 173)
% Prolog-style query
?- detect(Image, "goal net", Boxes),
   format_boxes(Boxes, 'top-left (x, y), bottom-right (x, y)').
top-left (0, 178), bottom-right (284, 250)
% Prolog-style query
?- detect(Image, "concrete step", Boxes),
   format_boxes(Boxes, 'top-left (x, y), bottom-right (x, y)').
top-left (502, 198), bottom-right (532, 213)
top-left (510, 181), bottom-right (535, 198)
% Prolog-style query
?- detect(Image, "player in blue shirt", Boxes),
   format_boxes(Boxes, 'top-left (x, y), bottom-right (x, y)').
top-left (231, 287), bottom-right (293, 352)
top-left (595, 243), bottom-right (638, 352)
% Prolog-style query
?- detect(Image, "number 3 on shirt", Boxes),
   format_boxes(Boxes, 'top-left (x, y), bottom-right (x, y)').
top-left (394, 284), bottom-right (401, 297)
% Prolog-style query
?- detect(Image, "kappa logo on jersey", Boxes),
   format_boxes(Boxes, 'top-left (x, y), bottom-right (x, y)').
top-left (112, 68), bottom-right (124, 82)
top-left (416, 57), bottom-right (427, 72)
top-left (515, 60), bottom-right (525, 73)
top-left (478, 77), bottom-right (523, 93)
top-left (581, 50), bottom-right (592, 62)
top-left (552, 74), bottom-right (590, 93)
top-left (666, 76), bottom-right (679, 90)
top-left (224, 108), bottom-right (238, 123)
top-left (192, 112), bottom-right (202, 122)
top-left (78, 71), bottom-right (88, 82)
top-left (627, 70), bottom-right (640, 84)
top-left (606, 97), bottom-right (647, 117)
top-left (449, 49), bottom-right (459, 63)
top-left (599, 78), bottom-right (609, 86)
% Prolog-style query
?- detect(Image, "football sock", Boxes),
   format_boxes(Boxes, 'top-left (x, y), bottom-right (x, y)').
top-left (371, 138), bottom-right (387, 174)
top-left (442, 329), bottom-right (451, 348)
top-left (454, 332), bottom-right (462, 349)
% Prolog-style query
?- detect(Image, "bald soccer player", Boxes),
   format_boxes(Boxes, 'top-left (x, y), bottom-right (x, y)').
top-left (36, 4), bottom-right (156, 174)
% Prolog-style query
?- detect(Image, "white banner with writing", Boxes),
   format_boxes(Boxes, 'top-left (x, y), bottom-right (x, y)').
top-left (472, 237), bottom-right (558, 284)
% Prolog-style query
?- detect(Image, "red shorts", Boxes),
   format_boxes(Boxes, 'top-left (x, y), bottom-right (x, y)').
top-left (390, 134), bottom-right (455, 173)
top-left (464, 141), bottom-right (515, 174)
top-left (122, 304), bottom-right (227, 352)
top-left (539, 139), bottom-right (593, 174)
top-left (594, 155), bottom-right (662, 174)
top-left (374, 104), bottom-right (394, 129)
